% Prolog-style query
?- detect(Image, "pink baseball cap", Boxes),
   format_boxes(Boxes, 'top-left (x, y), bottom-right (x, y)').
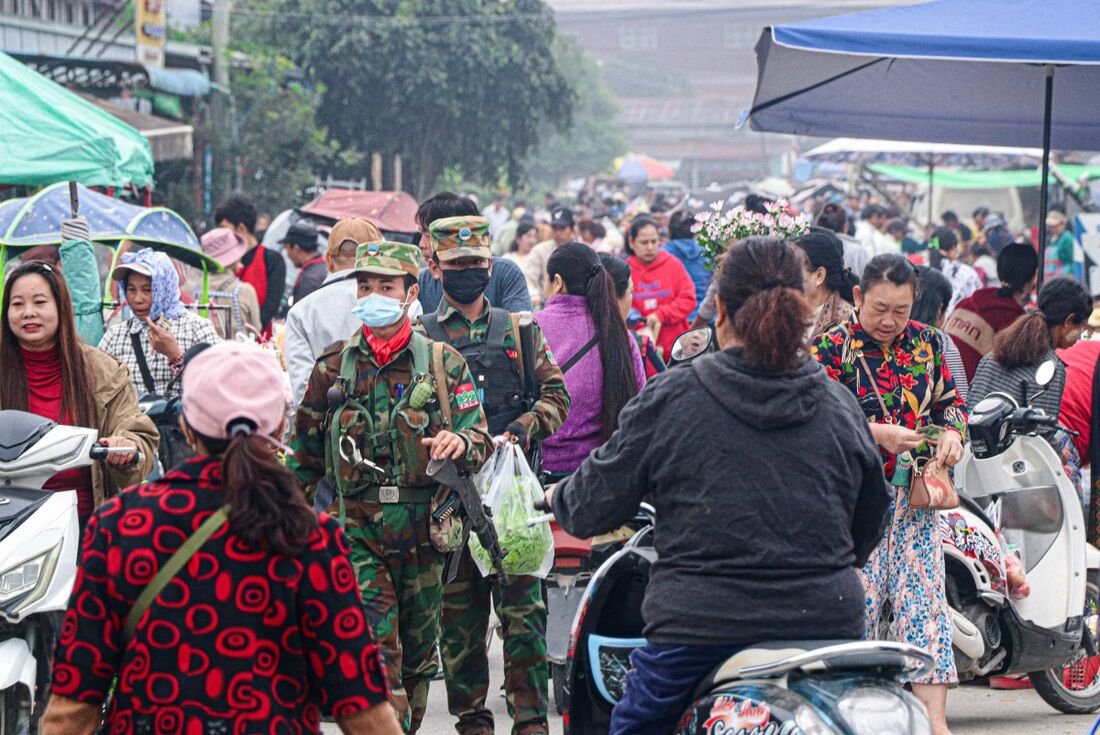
top-left (200, 227), bottom-right (248, 267)
top-left (182, 342), bottom-right (286, 439)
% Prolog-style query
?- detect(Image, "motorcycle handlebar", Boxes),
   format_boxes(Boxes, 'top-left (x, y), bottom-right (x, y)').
top-left (89, 445), bottom-right (144, 463)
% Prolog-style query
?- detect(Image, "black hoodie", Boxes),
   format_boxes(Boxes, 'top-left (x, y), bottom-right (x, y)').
top-left (553, 348), bottom-right (891, 646)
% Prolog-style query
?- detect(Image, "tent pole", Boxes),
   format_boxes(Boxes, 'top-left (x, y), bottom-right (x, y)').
top-left (68, 181), bottom-right (79, 218)
top-left (1038, 65), bottom-right (1055, 286)
top-left (927, 161), bottom-right (934, 229)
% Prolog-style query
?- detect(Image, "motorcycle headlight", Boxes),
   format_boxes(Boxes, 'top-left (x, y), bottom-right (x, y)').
top-left (837, 688), bottom-right (928, 735)
top-left (0, 544), bottom-right (61, 612)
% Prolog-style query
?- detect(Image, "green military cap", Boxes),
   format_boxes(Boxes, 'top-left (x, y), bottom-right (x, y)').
top-left (345, 240), bottom-right (421, 279)
top-left (429, 216), bottom-right (492, 261)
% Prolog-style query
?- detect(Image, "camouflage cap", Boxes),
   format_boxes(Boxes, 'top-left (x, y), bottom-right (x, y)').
top-left (429, 216), bottom-right (492, 262)
top-left (345, 240), bottom-right (421, 279)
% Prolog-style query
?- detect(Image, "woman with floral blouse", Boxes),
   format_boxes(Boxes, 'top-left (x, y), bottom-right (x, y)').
top-left (812, 253), bottom-right (967, 735)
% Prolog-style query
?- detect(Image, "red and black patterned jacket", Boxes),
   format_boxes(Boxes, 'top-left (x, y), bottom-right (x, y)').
top-left (50, 455), bottom-right (389, 734)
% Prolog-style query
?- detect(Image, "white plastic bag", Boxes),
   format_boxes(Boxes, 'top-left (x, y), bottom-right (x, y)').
top-left (468, 442), bottom-right (553, 579)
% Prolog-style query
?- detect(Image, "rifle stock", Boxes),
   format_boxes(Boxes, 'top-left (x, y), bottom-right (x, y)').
top-left (427, 458), bottom-right (509, 586)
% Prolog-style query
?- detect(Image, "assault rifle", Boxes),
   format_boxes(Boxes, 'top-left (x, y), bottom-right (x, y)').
top-left (426, 458), bottom-right (509, 587)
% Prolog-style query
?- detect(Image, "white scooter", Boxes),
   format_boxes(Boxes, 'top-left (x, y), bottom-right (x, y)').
top-left (944, 361), bottom-right (1100, 713)
top-left (0, 409), bottom-right (131, 733)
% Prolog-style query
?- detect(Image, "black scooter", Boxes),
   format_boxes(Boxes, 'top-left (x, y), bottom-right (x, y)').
top-left (559, 328), bottom-right (937, 735)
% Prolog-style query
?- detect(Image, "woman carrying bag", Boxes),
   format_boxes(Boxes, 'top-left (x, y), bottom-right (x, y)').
top-left (43, 342), bottom-right (401, 735)
top-left (812, 253), bottom-right (967, 735)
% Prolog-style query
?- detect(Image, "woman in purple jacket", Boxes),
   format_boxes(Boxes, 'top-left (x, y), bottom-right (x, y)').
top-left (537, 242), bottom-right (646, 478)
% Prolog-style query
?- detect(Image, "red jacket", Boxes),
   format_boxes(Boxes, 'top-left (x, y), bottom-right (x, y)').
top-left (628, 250), bottom-right (697, 360)
top-left (1058, 340), bottom-right (1100, 465)
top-left (943, 287), bottom-right (1026, 383)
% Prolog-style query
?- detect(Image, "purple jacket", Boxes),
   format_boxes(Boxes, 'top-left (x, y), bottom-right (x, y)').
top-left (536, 295), bottom-right (646, 473)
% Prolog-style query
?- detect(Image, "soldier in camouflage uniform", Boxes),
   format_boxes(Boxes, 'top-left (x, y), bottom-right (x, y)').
top-left (289, 240), bottom-right (493, 733)
top-left (420, 216), bottom-right (569, 735)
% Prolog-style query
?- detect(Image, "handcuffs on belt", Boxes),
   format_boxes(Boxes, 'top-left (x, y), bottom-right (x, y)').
top-left (339, 435), bottom-right (399, 502)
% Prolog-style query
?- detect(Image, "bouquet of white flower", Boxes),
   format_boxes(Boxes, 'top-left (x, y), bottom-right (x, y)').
top-left (692, 199), bottom-right (811, 271)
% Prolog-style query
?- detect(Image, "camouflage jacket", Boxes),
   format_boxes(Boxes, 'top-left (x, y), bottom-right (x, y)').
top-left (418, 299), bottom-right (569, 442)
top-left (289, 324), bottom-right (492, 494)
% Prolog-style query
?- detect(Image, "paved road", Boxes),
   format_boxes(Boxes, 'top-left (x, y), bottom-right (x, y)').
top-left (324, 645), bottom-right (1100, 734)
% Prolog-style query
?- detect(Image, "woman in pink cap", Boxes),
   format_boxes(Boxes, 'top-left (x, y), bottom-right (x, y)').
top-left (43, 341), bottom-right (402, 735)
top-left (193, 227), bottom-right (262, 341)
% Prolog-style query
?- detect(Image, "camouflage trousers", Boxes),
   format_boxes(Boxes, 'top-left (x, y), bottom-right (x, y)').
top-left (345, 500), bottom-right (444, 733)
top-left (440, 552), bottom-right (549, 735)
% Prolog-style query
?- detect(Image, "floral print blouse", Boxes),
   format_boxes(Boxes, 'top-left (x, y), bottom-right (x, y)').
top-left (811, 317), bottom-right (968, 483)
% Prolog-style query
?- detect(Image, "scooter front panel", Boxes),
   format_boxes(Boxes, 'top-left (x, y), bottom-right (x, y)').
top-left (674, 683), bottom-right (823, 735)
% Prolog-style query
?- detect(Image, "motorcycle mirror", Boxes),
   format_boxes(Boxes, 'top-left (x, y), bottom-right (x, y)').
top-left (1035, 360), bottom-right (1056, 387)
top-left (670, 327), bottom-right (713, 363)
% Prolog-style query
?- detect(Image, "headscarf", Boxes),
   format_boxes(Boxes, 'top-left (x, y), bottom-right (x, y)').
top-left (118, 248), bottom-right (186, 320)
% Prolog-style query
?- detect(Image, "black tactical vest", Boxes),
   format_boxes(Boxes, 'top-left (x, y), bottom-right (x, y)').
top-left (420, 307), bottom-right (529, 435)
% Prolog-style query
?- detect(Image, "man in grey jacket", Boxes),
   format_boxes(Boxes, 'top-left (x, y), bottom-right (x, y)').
top-left (284, 217), bottom-right (381, 405)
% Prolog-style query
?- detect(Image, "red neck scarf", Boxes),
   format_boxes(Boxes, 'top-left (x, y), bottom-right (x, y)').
top-left (20, 345), bottom-right (65, 422)
top-left (362, 319), bottom-right (413, 366)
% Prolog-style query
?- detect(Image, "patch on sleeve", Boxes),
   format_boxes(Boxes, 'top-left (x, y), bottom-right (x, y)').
top-left (454, 382), bottom-right (481, 411)
top-left (544, 343), bottom-right (557, 365)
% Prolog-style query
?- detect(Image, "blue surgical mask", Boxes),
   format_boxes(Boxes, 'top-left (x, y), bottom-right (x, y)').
top-left (352, 293), bottom-right (408, 328)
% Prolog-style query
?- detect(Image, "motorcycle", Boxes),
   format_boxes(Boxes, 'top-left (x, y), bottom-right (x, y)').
top-left (0, 410), bottom-right (132, 733)
top-left (946, 360), bottom-right (1100, 712)
top-left (560, 507), bottom-right (935, 735)
top-left (558, 328), bottom-right (935, 735)
top-left (545, 514), bottom-right (650, 714)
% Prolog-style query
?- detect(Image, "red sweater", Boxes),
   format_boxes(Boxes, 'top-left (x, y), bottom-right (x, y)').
top-left (943, 287), bottom-right (1026, 383)
top-left (1058, 340), bottom-right (1100, 465)
top-left (21, 346), bottom-right (94, 519)
top-left (628, 251), bottom-right (697, 360)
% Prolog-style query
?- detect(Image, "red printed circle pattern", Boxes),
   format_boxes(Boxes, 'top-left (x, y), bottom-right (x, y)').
top-left (51, 456), bottom-right (390, 734)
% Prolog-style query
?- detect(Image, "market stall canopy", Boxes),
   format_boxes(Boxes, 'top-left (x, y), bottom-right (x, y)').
top-left (805, 139), bottom-right (1043, 166)
top-left (0, 183), bottom-right (219, 271)
top-left (615, 154), bottom-right (676, 183)
top-left (298, 189), bottom-right (419, 235)
top-left (0, 52), bottom-right (154, 188)
top-left (868, 163), bottom-right (1100, 190)
top-left (747, 0), bottom-right (1100, 149)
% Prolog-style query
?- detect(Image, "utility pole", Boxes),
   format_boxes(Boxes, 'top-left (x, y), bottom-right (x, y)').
top-left (212, 0), bottom-right (230, 87)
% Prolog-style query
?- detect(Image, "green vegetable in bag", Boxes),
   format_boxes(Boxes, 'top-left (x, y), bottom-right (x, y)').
top-left (469, 478), bottom-right (552, 576)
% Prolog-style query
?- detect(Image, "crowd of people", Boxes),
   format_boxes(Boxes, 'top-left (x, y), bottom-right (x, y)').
top-left (1, 183), bottom-right (1096, 735)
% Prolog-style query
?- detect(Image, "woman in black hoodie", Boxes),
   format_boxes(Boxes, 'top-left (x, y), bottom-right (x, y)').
top-left (548, 236), bottom-right (892, 735)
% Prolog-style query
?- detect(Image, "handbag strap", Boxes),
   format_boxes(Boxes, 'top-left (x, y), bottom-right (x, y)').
top-left (129, 330), bottom-right (157, 395)
top-left (842, 325), bottom-right (893, 422)
top-left (560, 334), bottom-right (600, 374)
top-left (122, 505), bottom-right (230, 644)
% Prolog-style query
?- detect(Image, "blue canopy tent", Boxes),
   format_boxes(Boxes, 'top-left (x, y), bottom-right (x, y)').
top-left (745, 0), bottom-right (1100, 274)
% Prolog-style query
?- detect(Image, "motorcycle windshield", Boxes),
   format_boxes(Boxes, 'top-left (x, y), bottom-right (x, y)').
top-left (978, 485), bottom-right (1062, 573)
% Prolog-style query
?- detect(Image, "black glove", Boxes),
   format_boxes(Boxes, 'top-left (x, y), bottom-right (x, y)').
top-left (504, 421), bottom-right (530, 451)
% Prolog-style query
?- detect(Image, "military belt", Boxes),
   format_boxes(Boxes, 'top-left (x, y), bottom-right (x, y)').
top-left (361, 485), bottom-right (437, 504)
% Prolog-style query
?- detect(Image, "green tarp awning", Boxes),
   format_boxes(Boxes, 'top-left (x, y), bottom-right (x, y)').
top-left (0, 51), bottom-right (154, 188)
top-left (866, 163), bottom-right (1100, 189)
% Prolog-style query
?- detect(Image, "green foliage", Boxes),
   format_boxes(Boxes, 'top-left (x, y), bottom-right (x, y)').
top-left (524, 36), bottom-right (629, 190)
top-left (259, 0), bottom-right (574, 198)
top-left (469, 477), bottom-right (552, 576)
top-left (230, 56), bottom-right (345, 216)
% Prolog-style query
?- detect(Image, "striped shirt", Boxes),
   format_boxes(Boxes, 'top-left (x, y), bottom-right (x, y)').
top-left (967, 348), bottom-right (1065, 418)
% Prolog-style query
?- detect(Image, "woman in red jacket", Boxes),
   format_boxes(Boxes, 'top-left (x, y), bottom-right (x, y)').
top-left (626, 216), bottom-right (697, 361)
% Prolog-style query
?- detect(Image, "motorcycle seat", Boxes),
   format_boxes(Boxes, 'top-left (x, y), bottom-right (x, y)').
top-left (692, 639), bottom-right (920, 699)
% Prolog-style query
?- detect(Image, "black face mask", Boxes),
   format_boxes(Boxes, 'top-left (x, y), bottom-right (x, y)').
top-left (441, 267), bottom-right (490, 304)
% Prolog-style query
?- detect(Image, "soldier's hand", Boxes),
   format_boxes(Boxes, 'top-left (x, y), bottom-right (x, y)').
top-left (422, 431), bottom-right (467, 460)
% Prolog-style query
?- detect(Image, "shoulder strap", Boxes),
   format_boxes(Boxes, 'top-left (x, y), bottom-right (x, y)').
top-left (431, 341), bottom-right (453, 429)
top-left (561, 334), bottom-right (600, 374)
top-left (419, 311), bottom-right (448, 343)
top-left (842, 325), bottom-right (892, 420)
top-left (509, 314), bottom-right (525, 387)
top-left (129, 331), bottom-right (157, 395)
top-left (123, 505), bottom-right (230, 644)
top-left (487, 308), bottom-right (509, 349)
